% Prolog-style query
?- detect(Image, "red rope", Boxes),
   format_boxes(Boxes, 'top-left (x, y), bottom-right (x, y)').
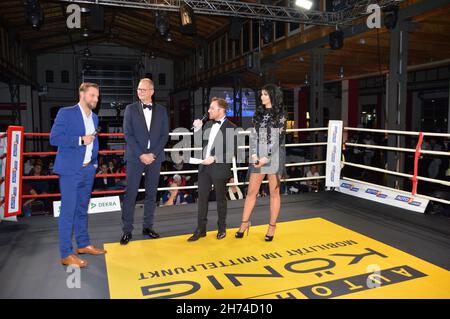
top-left (23, 173), bottom-right (127, 180)
top-left (22, 189), bottom-right (125, 199)
top-left (411, 132), bottom-right (424, 195)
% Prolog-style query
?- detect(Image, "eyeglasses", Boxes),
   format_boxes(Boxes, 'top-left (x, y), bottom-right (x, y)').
top-left (137, 88), bottom-right (154, 92)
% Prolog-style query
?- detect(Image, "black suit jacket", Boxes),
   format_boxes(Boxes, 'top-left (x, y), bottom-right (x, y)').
top-left (123, 101), bottom-right (169, 164)
top-left (195, 119), bottom-right (238, 179)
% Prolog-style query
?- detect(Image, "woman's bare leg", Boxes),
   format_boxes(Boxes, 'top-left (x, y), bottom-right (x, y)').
top-left (266, 174), bottom-right (281, 236)
top-left (238, 173), bottom-right (265, 232)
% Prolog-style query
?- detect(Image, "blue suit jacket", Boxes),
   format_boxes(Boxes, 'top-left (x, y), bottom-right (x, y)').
top-left (50, 105), bottom-right (99, 175)
top-left (123, 102), bottom-right (169, 164)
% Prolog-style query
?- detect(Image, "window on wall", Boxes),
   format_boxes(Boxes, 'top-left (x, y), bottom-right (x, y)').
top-left (221, 36), bottom-right (226, 63)
top-left (288, 0), bottom-right (300, 33)
top-left (61, 70), bottom-right (69, 83)
top-left (252, 20), bottom-right (260, 50)
top-left (158, 73), bottom-right (166, 86)
top-left (45, 70), bottom-right (54, 83)
top-left (275, 21), bottom-right (286, 39)
top-left (242, 21), bottom-right (250, 53)
top-left (227, 36), bottom-right (234, 60)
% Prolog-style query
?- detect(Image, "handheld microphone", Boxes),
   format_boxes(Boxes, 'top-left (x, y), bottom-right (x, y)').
top-left (191, 113), bottom-right (209, 130)
top-left (91, 126), bottom-right (102, 136)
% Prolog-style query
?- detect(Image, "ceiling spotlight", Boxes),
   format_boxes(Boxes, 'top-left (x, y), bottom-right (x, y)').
top-left (304, 73), bottom-right (309, 85)
top-left (339, 66), bottom-right (344, 79)
top-left (150, 52), bottom-right (156, 59)
top-left (180, 3), bottom-right (196, 35)
top-left (155, 11), bottom-right (170, 36)
top-left (82, 28), bottom-right (89, 37)
top-left (24, 0), bottom-right (44, 30)
top-left (295, 0), bottom-right (313, 10)
top-left (299, 56), bottom-right (304, 62)
top-left (359, 38), bottom-right (366, 45)
top-left (165, 32), bottom-right (173, 42)
top-left (80, 7), bottom-right (90, 13)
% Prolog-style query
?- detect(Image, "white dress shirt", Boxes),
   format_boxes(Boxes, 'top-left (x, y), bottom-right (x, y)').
top-left (142, 102), bottom-right (153, 149)
top-left (204, 116), bottom-right (226, 159)
top-left (78, 104), bottom-right (95, 165)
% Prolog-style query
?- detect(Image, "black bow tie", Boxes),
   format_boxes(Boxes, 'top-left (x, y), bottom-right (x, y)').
top-left (142, 103), bottom-right (152, 110)
top-left (213, 120), bottom-right (224, 125)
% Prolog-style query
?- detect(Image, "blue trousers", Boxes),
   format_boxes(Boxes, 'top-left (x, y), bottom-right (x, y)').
top-left (121, 160), bottom-right (161, 234)
top-left (58, 164), bottom-right (96, 258)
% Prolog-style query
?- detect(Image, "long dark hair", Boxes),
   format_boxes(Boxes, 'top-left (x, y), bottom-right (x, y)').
top-left (252, 84), bottom-right (285, 130)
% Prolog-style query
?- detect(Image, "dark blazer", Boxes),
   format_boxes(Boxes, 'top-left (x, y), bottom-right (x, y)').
top-left (50, 105), bottom-right (99, 175)
top-left (196, 119), bottom-right (238, 179)
top-left (123, 101), bottom-right (169, 164)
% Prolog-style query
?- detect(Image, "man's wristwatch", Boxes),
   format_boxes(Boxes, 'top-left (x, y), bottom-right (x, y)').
top-left (81, 137), bottom-right (85, 145)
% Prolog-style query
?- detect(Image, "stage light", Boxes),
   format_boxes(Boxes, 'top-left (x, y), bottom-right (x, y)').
top-left (24, 0), bottom-right (44, 30)
top-left (295, 0), bottom-right (313, 10)
top-left (180, 3), bottom-right (196, 35)
top-left (155, 11), bottom-right (170, 36)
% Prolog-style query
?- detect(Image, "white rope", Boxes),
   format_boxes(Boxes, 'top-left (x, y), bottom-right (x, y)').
top-left (344, 127), bottom-right (450, 138)
top-left (343, 161), bottom-right (450, 187)
top-left (345, 142), bottom-right (450, 156)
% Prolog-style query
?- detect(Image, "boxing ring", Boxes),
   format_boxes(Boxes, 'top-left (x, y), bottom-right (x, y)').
top-left (0, 123), bottom-right (449, 299)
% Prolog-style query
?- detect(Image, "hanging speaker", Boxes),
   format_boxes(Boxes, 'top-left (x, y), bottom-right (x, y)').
top-left (329, 30), bottom-right (344, 50)
top-left (89, 5), bottom-right (104, 32)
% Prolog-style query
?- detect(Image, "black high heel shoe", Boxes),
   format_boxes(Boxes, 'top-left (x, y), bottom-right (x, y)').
top-left (265, 223), bottom-right (277, 242)
top-left (235, 221), bottom-right (251, 238)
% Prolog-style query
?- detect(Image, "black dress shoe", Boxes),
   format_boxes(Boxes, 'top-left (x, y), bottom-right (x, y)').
top-left (143, 228), bottom-right (160, 239)
top-left (217, 231), bottom-right (226, 240)
top-left (187, 230), bottom-right (207, 242)
top-left (120, 233), bottom-right (132, 245)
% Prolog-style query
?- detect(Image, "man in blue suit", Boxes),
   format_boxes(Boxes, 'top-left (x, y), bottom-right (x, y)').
top-left (120, 78), bottom-right (169, 245)
top-left (50, 82), bottom-right (106, 268)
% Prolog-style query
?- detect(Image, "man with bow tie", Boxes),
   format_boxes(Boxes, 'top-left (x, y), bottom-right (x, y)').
top-left (188, 97), bottom-right (237, 241)
top-left (120, 78), bottom-right (169, 245)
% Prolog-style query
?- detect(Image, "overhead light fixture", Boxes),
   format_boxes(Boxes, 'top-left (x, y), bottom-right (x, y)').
top-left (82, 28), bottom-right (89, 37)
top-left (261, 20), bottom-right (273, 44)
top-left (80, 7), bottom-right (90, 13)
top-left (295, 0), bottom-right (313, 10)
top-left (165, 32), bottom-right (173, 42)
top-left (24, 0), bottom-right (44, 30)
top-left (155, 11), bottom-right (170, 36)
top-left (304, 73), bottom-right (309, 85)
top-left (179, 3), bottom-right (196, 35)
top-left (150, 51), bottom-right (156, 59)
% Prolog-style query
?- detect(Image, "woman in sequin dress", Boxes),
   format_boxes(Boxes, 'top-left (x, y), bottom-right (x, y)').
top-left (235, 84), bottom-right (287, 241)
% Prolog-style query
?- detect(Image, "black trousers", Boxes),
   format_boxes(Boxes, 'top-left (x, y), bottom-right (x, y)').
top-left (122, 160), bottom-right (161, 234)
top-left (196, 168), bottom-right (228, 232)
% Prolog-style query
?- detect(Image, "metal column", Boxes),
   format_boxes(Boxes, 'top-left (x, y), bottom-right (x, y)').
top-left (386, 21), bottom-right (415, 188)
